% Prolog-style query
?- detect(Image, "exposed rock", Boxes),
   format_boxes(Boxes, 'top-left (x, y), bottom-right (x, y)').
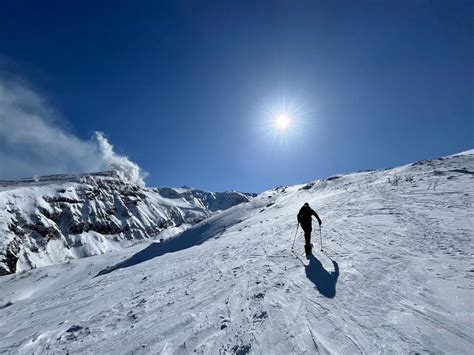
top-left (0, 171), bottom-right (252, 274)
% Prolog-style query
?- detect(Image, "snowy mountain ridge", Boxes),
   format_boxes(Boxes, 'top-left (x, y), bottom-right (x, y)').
top-left (0, 170), bottom-right (252, 275)
top-left (0, 150), bottom-right (472, 354)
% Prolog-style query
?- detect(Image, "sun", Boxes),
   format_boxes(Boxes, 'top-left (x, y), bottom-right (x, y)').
top-left (275, 113), bottom-right (291, 131)
top-left (257, 93), bottom-right (311, 145)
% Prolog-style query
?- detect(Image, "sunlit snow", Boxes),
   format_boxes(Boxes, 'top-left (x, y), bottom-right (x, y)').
top-left (0, 150), bottom-right (472, 353)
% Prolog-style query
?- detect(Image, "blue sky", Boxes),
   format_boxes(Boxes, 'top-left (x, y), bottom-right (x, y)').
top-left (0, 0), bottom-right (472, 192)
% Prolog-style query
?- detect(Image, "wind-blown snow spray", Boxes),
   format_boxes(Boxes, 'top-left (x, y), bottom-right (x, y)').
top-left (0, 78), bottom-right (148, 184)
top-left (95, 131), bottom-right (147, 186)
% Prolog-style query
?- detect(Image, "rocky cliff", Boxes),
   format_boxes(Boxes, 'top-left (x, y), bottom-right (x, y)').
top-left (0, 171), bottom-right (252, 275)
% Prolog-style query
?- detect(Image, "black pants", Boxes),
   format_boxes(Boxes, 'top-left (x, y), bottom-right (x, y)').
top-left (301, 222), bottom-right (312, 246)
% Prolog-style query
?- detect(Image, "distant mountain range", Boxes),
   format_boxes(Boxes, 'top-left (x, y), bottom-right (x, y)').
top-left (0, 171), bottom-right (253, 275)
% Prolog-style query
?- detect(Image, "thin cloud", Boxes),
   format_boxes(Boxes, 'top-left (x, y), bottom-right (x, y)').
top-left (0, 77), bottom-right (147, 186)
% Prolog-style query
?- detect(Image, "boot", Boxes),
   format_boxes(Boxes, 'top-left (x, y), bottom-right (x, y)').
top-left (304, 244), bottom-right (312, 256)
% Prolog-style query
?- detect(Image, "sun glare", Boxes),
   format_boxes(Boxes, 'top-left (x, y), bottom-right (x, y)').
top-left (275, 113), bottom-right (291, 131)
top-left (258, 92), bottom-right (312, 146)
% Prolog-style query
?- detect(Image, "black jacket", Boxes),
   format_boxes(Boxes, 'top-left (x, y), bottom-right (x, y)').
top-left (297, 204), bottom-right (322, 225)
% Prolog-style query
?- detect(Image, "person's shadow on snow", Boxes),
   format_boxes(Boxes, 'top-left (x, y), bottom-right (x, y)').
top-left (305, 254), bottom-right (339, 298)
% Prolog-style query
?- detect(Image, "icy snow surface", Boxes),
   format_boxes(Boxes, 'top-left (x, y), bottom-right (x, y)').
top-left (0, 152), bottom-right (473, 353)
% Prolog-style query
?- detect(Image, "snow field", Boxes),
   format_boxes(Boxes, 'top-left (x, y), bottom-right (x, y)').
top-left (0, 152), bottom-right (472, 353)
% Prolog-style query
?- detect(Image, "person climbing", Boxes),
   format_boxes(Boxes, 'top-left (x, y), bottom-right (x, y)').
top-left (297, 202), bottom-right (322, 256)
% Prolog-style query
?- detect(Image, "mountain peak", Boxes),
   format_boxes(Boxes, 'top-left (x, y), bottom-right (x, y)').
top-left (0, 173), bottom-right (251, 275)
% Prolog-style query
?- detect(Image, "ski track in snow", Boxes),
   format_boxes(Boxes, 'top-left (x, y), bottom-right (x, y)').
top-left (0, 152), bottom-right (473, 354)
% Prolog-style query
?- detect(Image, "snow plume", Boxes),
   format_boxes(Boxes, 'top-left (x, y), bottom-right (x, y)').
top-left (0, 77), bottom-right (147, 186)
top-left (94, 132), bottom-right (147, 186)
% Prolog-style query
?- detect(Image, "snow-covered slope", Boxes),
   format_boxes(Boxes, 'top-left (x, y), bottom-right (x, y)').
top-left (0, 151), bottom-right (473, 354)
top-left (0, 171), bottom-right (252, 275)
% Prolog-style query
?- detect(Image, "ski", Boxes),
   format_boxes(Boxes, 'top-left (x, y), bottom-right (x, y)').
top-left (291, 249), bottom-right (309, 266)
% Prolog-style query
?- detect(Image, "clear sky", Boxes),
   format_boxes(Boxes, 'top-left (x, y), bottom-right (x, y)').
top-left (0, 0), bottom-right (472, 192)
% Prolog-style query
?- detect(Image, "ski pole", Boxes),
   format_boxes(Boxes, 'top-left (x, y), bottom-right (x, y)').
top-left (291, 223), bottom-right (299, 250)
top-left (319, 225), bottom-right (323, 251)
